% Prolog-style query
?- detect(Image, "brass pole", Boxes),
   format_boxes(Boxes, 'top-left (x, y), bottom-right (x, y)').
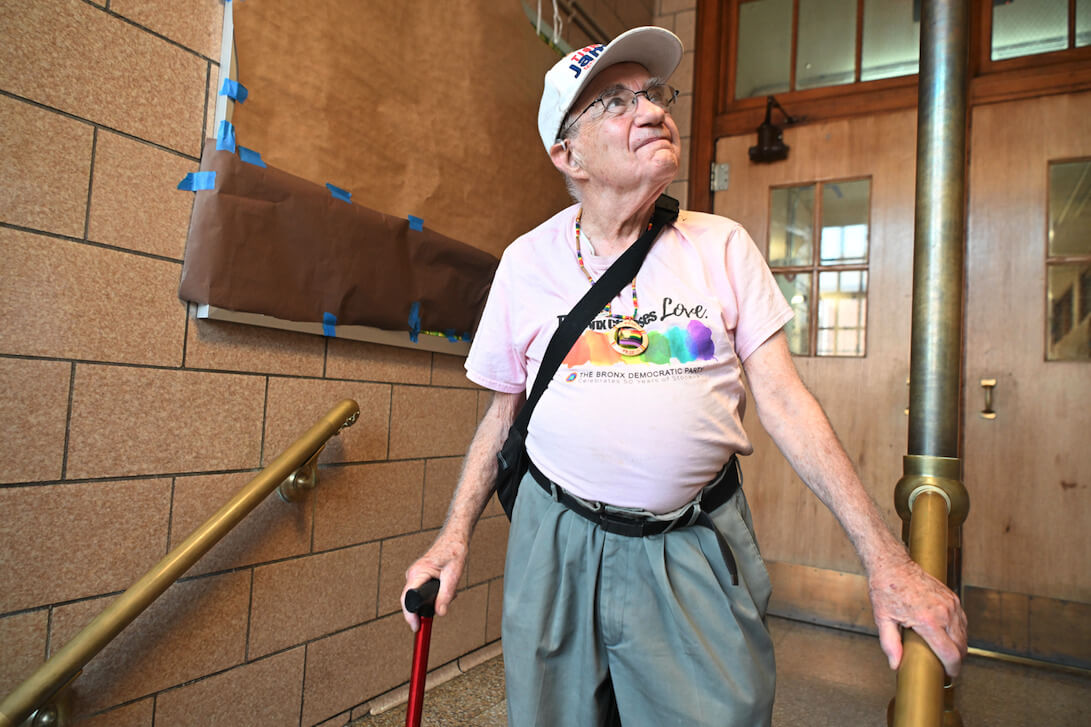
top-left (893, 492), bottom-right (950, 727)
top-left (0, 400), bottom-right (360, 727)
top-left (894, 0), bottom-right (972, 724)
top-left (907, 0), bottom-right (969, 459)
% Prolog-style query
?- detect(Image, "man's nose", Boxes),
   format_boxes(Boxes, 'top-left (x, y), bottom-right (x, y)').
top-left (633, 94), bottom-right (667, 123)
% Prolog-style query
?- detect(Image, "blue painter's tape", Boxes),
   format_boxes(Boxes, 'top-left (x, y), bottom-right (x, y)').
top-left (219, 78), bottom-right (249, 103)
top-left (408, 301), bottom-right (421, 343)
top-left (408, 215), bottom-right (424, 231)
top-left (238, 145), bottom-right (266, 167)
top-left (326, 182), bottom-right (352, 203)
top-left (177, 170), bottom-right (216, 191)
top-left (323, 312), bottom-right (337, 337)
top-left (216, 119), bottom-right (236, 153)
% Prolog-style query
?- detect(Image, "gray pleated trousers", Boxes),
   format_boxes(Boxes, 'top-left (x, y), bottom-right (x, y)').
top-left (501, 470), bottom-right (776, 727)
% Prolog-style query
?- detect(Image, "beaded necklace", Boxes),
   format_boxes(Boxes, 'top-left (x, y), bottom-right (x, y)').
top-left (574, 208), bottom-right (653, 356)
top-left (574, 208), bottom-right (640, 320)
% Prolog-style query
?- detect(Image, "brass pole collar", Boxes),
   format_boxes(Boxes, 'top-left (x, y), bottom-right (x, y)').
top-left (908, 484), bottom-right (952, 513)
top-left (894, 454), bottom-right (969, 527)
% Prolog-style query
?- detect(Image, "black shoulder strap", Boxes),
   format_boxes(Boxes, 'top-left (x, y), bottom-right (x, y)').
top-left (510, 193), bottom-right (679, 437)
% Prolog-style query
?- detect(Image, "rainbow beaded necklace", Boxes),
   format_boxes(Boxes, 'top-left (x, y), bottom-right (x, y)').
top-left (574, 208), bottom-right (644, 320)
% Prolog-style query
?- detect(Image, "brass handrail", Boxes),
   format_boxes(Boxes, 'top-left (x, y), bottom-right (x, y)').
top-left (0, 399), bottom-right (361, 727)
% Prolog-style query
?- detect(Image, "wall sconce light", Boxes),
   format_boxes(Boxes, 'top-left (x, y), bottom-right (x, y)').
top-left (749, 95), bottom-right (799, 164)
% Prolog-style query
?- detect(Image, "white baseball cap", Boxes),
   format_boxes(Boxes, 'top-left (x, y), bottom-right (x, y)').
top-left (537, 26), bottom-right (684, 151)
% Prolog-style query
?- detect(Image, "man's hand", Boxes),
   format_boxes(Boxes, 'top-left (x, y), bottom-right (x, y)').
top-left (868, 551), bottom-right (968, 676)
top-left (400, 533), bottom-right (469, 632)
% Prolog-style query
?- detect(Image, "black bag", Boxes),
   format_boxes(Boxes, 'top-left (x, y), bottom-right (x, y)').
top-left (494, 194), bottom-right (680, 519)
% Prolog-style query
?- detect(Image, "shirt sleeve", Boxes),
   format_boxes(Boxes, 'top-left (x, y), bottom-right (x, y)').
top-left (725, 224), bottom-right (794, 362)
top-left (464, 251), bottom-right (528, 394)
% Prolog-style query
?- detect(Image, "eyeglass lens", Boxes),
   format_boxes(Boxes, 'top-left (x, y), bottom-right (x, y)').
top-left (597, 85), bottom-right (677, 117)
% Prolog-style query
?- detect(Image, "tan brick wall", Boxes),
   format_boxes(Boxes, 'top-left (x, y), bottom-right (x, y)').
top-left (0, 2), bottom-right (507, 725)
top-left (655, 0), bottom-right (700, 208)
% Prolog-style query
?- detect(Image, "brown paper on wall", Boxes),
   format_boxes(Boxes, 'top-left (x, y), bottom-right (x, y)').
top-left (229, 0), bottom-right (572, 260)
top-left (178, 140), bottom-right (498, 337)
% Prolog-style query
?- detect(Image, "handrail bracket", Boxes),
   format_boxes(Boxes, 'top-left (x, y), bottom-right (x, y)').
top-left (277, 445), bottom-right (324, 502)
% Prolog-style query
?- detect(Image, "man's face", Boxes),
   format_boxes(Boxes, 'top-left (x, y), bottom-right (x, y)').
top-left (566, 62), bottom-right (681, 193)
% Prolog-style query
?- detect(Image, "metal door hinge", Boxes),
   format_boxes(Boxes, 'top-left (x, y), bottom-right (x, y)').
top-left (710, 162), bottom-right (730, 192)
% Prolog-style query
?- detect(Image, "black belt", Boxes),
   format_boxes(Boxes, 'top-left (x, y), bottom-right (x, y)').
top-left (528, 456), bottom-right (741, 584)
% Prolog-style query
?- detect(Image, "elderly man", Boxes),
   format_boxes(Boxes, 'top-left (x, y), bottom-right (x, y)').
top-left (403, 27), bottom-right (967, 726)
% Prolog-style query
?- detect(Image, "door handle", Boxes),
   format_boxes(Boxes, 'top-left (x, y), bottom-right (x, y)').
top-left (980, 378), bottom-right (997, 419)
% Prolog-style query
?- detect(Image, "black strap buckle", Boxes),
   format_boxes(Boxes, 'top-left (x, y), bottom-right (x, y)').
top-left (595, 509), bottom-right (650, 537)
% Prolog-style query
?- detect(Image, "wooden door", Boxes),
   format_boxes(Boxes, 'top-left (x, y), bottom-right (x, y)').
top-left (713, 110), bottom-right (918, 628)
top-left (961, 91), bottom-right (1091, 663)
top-left (712, 92), bottom-right (1091, 665)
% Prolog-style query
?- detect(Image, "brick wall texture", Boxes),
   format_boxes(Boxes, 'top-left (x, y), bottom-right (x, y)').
top-left (0, 1), bottom-right (690, 725)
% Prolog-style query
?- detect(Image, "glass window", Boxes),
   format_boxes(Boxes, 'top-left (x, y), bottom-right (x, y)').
top-left (729, 0), bottom-right (1088, 105)
top-left (797, 0), bottom-right (857, 90)
top-left (821, 180), bottom-right (871, 264)
top-left (992, 0), bottom-right (1069, 60)
top-left (861, 0), bottom-right (921, 81)
top-left (818, 270), bottom-right (868, 356)
top-left (1080, 0), bottom-right (1091, 48)
top-left (775, 272), bottom-right (813, 355)
top-left (768, 179), bottom-right (871, 356)
top-left (1048, 264), bottom-right (1090, 359)
top-left (1049, 160), bottom-right (1091, 257)
top-left (736, 0), bottom-right (792, 99)
top-left (1046, 158), bottom-right (1091, 361)
top-left (770, 185), bottom-right (815, 266)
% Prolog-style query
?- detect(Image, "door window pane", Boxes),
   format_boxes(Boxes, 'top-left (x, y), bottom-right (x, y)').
top-left (1047, 264), bottom-right (1091, 360)
top-left (736, 0), bottom-right (792, 99)
top-left (797, 0), bottom-right (857, 89)
top-left (1049, 160), bottom-right (1091, 257)
top-left (818, 270), bottom-right (868, 356)
top-left (775, 272), bottom-right (812, 355)
top-left (770, 185), bottom-right (815, 267)
top-left (861, 0), bottom-right (920, 81)
top-left (992, 0), bottom-right (1068, 60)
top-left (1080, 0), bottom-right (1091, 48)
top-left (821, 180), bottom-right (871, 264)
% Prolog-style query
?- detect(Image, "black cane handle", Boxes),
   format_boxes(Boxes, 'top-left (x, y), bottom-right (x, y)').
top-left (405, 578), bottom-right (441, 617)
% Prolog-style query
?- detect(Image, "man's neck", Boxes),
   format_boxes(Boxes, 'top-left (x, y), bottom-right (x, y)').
top-left (578, 185), bottom-right (665, 257)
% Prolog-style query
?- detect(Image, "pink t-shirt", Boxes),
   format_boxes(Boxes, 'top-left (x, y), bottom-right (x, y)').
top-left (466, 204), bottom-right (793, 513)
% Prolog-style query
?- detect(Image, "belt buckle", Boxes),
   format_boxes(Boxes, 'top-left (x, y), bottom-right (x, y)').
top-left (597, 509), bottom-right (645, 535)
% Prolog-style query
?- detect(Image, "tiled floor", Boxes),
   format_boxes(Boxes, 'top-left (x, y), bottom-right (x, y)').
top-left (350, 617), bottom-right (1091, 726)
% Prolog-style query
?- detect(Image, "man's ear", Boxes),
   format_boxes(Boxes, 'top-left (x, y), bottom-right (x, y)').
top-left (549, 139), bottom-right (588, 180)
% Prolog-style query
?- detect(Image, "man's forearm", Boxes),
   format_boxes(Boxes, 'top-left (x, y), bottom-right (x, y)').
top-left (744, 332), bottom-right (966, 673)
top-left (441, 390), bottom-right (522, 543)
top-left (743, 333), bottom-right (905, 573)
top-left (758, 387), bottom-right (907, 574)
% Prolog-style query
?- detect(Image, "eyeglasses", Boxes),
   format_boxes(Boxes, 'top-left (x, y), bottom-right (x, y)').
top-left (560, 83), bottom-right (679, 140)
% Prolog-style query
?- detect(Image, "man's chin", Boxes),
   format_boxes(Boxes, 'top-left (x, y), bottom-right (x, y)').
top-left (647, 149), bottom-right (680, 176)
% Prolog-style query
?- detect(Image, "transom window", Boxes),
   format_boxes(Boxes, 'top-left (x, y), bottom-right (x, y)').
top-left (768, 178), bottom-right (871, 357)
top-left (732, 0), bottom-right (1091, 101)
top-left (1046, 158), bottom-right (1091, 360)
top-left (992, 0), bottom-right (1090, 60)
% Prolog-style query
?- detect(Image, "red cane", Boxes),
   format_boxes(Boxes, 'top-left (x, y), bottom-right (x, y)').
top-left (403, 578), bottom-right (441, 727)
